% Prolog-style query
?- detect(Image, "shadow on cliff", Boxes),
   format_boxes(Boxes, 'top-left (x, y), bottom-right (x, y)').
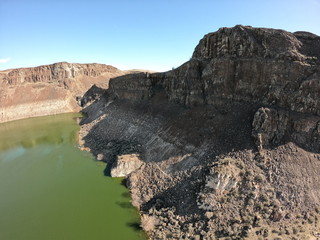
top-left (79, 86), bottom-right (320, 224)
top-left (80, 91), bottom-right (320, 180)
top-left (82, 84), bottom-right (320, 179)
top-left (80, 94), bottom-right (259, 163)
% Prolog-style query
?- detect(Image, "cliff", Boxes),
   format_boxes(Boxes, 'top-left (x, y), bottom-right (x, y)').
top-left (108, 25), bottom-right (320, 152)
top-left (0, 62), bottom-right (126, 123)
top-left (111, 25), bottom-right (320, 115)
top-left (79, 26), bottom-right (320, 239)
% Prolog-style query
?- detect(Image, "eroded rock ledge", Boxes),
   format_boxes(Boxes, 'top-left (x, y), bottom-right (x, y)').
top-left (80, 26), bottom-right (320, 239)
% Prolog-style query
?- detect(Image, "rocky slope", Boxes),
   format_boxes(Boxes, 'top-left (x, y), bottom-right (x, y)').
top-left (0, 62), bottom-right (127, 123)
top-left (80, 25), bottom-right (320, 239)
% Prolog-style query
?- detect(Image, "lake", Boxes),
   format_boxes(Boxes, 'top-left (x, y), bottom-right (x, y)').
top-left (0, 113), bottom-right (145, 240)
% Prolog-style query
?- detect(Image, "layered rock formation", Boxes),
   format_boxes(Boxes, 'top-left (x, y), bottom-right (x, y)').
top-left (108, 25), bottom-right (320, 154)
top-left (0, 62), bottom-right (126, 123)
top-left (111, 25), bottom-right (320, 114)
top-left (79, 25), bottom-right (320, 239)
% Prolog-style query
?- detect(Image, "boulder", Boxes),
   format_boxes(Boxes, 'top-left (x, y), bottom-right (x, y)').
top-left (110, 154), bottom-right (144, 177)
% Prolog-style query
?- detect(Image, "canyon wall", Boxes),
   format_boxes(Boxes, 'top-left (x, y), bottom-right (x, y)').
top-left (80, 26), bottom-right (320, 239)
top-left (0, 62), bottom-right (125, 123)
top-left (110, 25), bottom-right (320, 116)
top-left (109, 25), bottom-right (320, 152)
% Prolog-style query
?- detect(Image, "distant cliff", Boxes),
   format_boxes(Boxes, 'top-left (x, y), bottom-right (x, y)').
top-left (0, 62), bottom-right (125, 123)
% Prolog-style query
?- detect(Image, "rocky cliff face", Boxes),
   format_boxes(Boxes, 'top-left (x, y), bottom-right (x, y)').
top-left (109, 25), bottom-right (320, 153)
top-left (80, 26), bottom-right (320, 239)
top-left (1, 62), bottom-right (120, 85)
top-left (0, 62), bottom-right (125, 123)
top-left (111, 25), bottom-right (320, 116)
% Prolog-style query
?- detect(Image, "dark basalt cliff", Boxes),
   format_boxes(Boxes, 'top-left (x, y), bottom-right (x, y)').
top-left (111, 25), bottom-right (320, 115)
top-left (80, 26), bottom-right (320, 239)
top-left (107, 25), bottom-right (320, 152)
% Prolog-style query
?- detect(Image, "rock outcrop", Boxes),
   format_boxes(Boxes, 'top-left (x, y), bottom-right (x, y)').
top-left (197, 158), bottom-right (241, 211)
top-left (79, 25), bottom-right (320, 239)
top-left (0, 62), bottom-right (126, 123)
top-left (110, 154), bottom-right (144, 177)
top-left (252, 107), bottom-right (320, 152)
top-left (110, 72), bottom-right (153, 101)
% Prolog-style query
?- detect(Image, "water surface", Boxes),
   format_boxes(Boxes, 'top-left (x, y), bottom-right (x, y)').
top-left (0, 113), bottom-right (145, 240)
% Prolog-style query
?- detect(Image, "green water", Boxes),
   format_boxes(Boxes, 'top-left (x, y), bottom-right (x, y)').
top-left (0, 113), bottom-right (145, 240)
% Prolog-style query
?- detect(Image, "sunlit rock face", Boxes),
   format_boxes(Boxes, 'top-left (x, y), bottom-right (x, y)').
top-left (0, 62), bottom-right (125, 123)
top-left (111, 154), bottom-right (144, 177)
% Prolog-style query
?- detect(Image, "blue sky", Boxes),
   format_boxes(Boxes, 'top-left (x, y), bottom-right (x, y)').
top-left (1, 0), bottom-right (320, 71)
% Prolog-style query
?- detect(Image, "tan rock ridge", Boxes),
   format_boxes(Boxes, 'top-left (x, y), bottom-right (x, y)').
top-left (0, 62), bottom-right (127, 123)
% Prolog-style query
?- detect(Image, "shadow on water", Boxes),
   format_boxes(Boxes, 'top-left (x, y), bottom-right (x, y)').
top-left (120, 178), bottom-right (127, 187)
top-left (103, 163), bottom-right (112, 176)
top-left (126, 222), bottom-right (143, 232)
top-left (122, 192), bottom-right (131, 198)
top-left (116, 201), bottom-right (133, 209)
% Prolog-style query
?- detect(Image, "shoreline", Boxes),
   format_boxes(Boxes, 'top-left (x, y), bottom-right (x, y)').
top-left (77, 111), bottom-right (148, 239)
top-left (77, 95), bottom-right (320, 239)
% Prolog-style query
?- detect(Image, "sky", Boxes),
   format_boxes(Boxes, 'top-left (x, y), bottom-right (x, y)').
top-left (0, 0), bottom-right (320, 72)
